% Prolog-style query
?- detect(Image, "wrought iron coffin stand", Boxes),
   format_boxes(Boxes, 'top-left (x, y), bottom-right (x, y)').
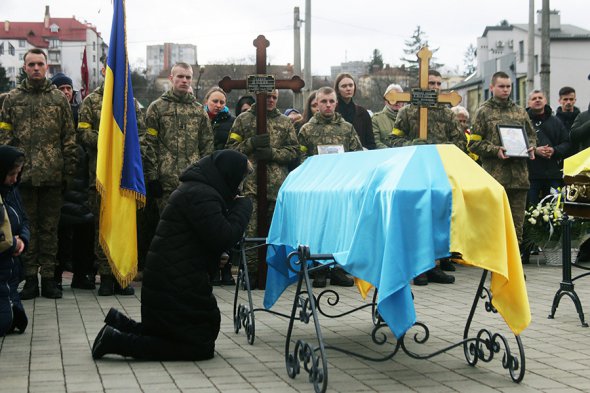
top-left (548, 210), bottom-right (590, 327)
top-left (284, 246), bottom-right (525, 393)
top-left (232, 237), bottom-right (292, 344)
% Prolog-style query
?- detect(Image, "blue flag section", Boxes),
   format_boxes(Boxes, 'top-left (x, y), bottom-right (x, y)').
top-left (96, 0), bottom-right (146, 287)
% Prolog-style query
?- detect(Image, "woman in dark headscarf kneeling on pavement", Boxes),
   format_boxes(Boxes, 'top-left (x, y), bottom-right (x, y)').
top-left (92, 150), bottom-right (253, 360)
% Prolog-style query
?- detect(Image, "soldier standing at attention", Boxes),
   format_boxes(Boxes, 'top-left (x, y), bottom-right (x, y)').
top-left (0, 48), bottom-right (77, 299)
top-left (298, 86), bottom-right (363, 288)
top-left (78, 59), bottom-right (144, 296)
top-left (142, 62), bottom-right (214, 212)
top-left (226, 89), bottom-right (299, 287)
top-left (469, 71), bottom-right (536, 254)
top-left (372, 83), bottom-right (404, 149)
top-left (392, 69), bottom-right (466, 286)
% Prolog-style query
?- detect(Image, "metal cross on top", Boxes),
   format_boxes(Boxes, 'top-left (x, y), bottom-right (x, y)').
top-left (385, 46), bottom-right (461, 139)
top-left (218, 34), bottom-right (304, 289)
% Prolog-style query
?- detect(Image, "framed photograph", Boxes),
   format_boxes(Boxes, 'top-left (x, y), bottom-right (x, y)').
top-left (496, 125), bottom-right (530, 158)
top-left (317, 145), bottom-right (345, 155)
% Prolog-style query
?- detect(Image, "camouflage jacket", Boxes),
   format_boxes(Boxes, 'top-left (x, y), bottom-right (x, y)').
top-left (142, 89), bottom-right (213, 191)
top-left (0, 78), bottom-right (77, 187)
top-left (298, 112), bottom-right (363, 158)
top-left (391, 104), bottom-right (467, 151)
top-left (226, 104), bottom-right (299, 201)
top-left (77, 83), bottom-right (146, 188)
top-left (469, 96), bottom-right (537, 189)
top-left (372, 106), bottom-right (398, 149)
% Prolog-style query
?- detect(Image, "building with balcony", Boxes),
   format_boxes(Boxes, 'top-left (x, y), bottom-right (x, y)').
top-left (0, 6), bottom-right (106, 91)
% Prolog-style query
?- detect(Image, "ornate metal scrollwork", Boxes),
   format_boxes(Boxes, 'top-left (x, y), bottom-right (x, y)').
top-left (286, 340), bottom-right (327, 393)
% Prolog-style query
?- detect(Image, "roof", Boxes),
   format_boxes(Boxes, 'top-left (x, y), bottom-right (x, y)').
top-left (482, 23), bottom-right (590, 40)
top-left (0, 18), bottom-right (96, 48)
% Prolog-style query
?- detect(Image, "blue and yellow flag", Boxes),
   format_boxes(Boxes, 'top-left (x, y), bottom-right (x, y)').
top-left (96, 0), bottom-right (146, 287)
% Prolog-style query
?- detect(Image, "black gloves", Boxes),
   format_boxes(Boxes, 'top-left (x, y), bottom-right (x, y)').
top-left (146, 180), bottom-right (164, 198)
top-left (254, 147), bottom-right (273, 161)
top-left (250, 134), bottom-right (270, 149)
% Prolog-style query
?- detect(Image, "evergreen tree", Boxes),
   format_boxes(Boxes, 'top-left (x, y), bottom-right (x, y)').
top-left (0, 65), bottom-right (10, 92)
top-left (400, 26), bottom-right (444, 86)
top-left (463, 43), bottom-right (477, 76)
top-left (368, 49), bottom-right (384, 74)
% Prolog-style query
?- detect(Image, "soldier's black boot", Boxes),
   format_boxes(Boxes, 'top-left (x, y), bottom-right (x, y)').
top-left (20, 275), bottom-right (40, 300)
top-left (98, 275), bottom-right (115, 296)
top-left (41, 277), bottom-right (63, 299)
top-left (330, 267), bottom-right (354, 287)
top-left (114, 281), bottom-right (135, 296)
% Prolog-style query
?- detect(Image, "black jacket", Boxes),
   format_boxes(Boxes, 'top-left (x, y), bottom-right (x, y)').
top-left (555, 106), bottom-right (581, 131)
top-left (336, 98), bottom-right (376, 150)
top-left (526, 105), bottom-right (572, 180)
top-left (570, 103), bottom-right (590, 153)
top-left (141, 151), bottom-right (252, 347)
top-left (209, 109), bottom-right (235, 150)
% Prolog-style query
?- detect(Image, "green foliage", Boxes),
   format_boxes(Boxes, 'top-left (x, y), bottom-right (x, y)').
top-left (369, 49), bottom-right (384, 74)
top-left (463, 43), bottom-right (477, 76)
top-left (400, 26), bottom-right (444, 86)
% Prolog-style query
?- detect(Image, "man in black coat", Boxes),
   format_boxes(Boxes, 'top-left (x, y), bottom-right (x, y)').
top-left (92, 150), bottom-right (253, 360)
top-left (526, 90), bottom-right (572, 206)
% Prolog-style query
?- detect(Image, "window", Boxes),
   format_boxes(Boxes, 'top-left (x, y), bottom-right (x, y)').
top-left (0, 43), bottom-right (3, 55)
top-left (49, 23), bottom-right (59, 33)
top-left (49, 39), bottom-right (60, 48)
top-left (519, 41), bottom-right (524, 62)
top-left (18, 53), bottom-right (23, 60)
top-left (93, 55), bottom-right (96, 62)
top-left (8, 43), bottom-right (15, 56)
top-left (8, 67), bottom-right (15, 76)
top-left (19, 40), bottom-right (25, 48)
top-left (93, 41), bottom-right (96, 51)
top-left (49, 52), bottom-right (59, 62)
top-left (93, 68), bottom-right (96, 77)
top-left (534, 55), bottom-right (539, 74)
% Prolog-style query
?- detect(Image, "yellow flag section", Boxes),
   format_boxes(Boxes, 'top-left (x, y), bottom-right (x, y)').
top-left (564, 147), bottom-right (590, 178)
top-left (436, 144), bottom-right (530, 335)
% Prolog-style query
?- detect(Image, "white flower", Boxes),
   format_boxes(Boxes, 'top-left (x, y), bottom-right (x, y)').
top-left (543, 214), bottom-right (550, 222)
top-left (532, 209), bottom-right (540, 217)
top-left (528, 217), bottom-right (537, 225)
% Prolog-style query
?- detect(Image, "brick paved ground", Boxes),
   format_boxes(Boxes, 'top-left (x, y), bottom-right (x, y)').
top-left (1, 258), bottom-right (590, 393)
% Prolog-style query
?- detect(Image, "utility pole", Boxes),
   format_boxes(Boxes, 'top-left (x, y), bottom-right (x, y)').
top-left (304, 0), bottom-right (312, 101)
top-left (527, 0), bottom-right (535, 93)
top-left (540, 0), bottom-right (551, 98)
top-left (293, 7), bottom-right (303, 110)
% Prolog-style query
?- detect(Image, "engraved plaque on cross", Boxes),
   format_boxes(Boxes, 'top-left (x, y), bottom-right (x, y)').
top-left (384, 46), bottom-right (461, 139)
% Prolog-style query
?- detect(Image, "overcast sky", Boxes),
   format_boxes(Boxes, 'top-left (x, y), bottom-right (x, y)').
top-left (2, 0), bottom-right (589, 75)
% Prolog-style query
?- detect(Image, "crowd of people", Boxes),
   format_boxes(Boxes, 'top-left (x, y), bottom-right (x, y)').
top-left (1, 48), bottom-right (590, 361)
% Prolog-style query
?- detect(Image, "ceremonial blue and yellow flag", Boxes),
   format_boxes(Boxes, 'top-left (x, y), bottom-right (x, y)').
top-left (96, 0), bottom-right (146, 287)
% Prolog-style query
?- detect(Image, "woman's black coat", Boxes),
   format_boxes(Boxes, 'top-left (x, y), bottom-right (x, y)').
top-left (141, 152), bottom-right (252, 348)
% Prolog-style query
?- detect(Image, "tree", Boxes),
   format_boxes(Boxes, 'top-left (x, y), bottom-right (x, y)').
top-left (369, 49), bottom-right (384, 74)
top-left (0, 65), bottom-right (10, 92)
top-left (400, 26), bottom-right (444, 86)
top-left (130, 68), bottom-right (159, 108)
top-left (463, 43), bottom-right (477, 76)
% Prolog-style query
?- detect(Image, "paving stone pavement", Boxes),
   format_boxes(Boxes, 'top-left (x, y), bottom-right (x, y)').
top-left (2, 258), bottom-right (590, 393)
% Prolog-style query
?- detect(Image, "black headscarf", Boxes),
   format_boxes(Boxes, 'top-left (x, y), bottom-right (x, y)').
top-left (0, 145), bottom-right (25, 195)
top-left (211, 150), bottom-right (249, 198)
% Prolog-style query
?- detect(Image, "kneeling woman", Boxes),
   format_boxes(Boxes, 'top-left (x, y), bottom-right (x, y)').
top-left (0, 146), bottom-right (29, 337)
top-left (92, 150), bottom-right (253, 360)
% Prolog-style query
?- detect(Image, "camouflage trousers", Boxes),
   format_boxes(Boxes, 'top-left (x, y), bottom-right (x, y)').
top-left (244, 198), bottom-right (275, 274)
top-left (506, 188), bottom-right (527, 245)
top-left (20, 186), bottom-right (62, 278)
top-left (155, 188), bottom-right (174, 215)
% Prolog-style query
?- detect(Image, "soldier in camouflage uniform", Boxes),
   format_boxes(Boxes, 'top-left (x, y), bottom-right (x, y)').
top-left (372, 84), bottom-right (403, 149)
top-left (298, 86), bottom-right (362, 288)
top-left (77, 62), bottom-right (145, 296)
top-left (392, 70), bottom-right (466, 285)
top-left (142, 62), bottom-right (213, 212)
top-left (0, 49), bottom-right (77, 299)
top-left (469, 71), bottom-right (536, 249)
top-left (226, 90), bottom-right (299, 286)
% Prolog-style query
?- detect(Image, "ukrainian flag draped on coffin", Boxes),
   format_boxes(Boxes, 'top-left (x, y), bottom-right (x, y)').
top-left (264, 145), bottom-right (530, 338)
top-left (96, 0), bottom-right (146, 287)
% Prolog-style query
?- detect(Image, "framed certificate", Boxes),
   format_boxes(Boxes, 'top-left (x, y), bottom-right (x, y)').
top-left (496, 125), bottom-right (530, 158)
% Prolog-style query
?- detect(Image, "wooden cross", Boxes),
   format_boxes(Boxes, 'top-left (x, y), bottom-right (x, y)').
top-left (385, 46), bottom-right (461, 139)
top-left (218, 35), bottom-right (304, 289)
